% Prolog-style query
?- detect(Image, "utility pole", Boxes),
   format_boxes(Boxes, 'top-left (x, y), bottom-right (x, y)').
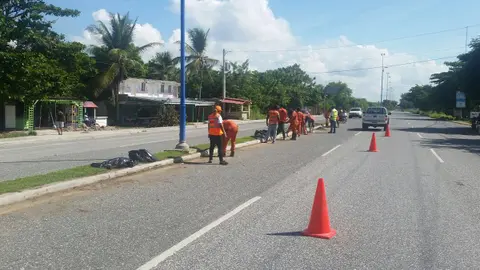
top-left (380, 53), bottom-right (385, 105)
top-left (385, 72), bottom-right (390, 100)
top-left (465, 26), bottom-right (469, 53)
top-left (222, 49), bottom-right (230, 111)
top-left (175, 0), bottom-right (189, 150)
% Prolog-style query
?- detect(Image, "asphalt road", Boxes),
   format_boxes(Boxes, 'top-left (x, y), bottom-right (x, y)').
top-left (1, 112), bottom-right (480, 270)
top-left (0, 121), bottom-right (271, 181)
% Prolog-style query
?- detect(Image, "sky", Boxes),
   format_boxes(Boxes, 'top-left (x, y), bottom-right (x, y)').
top-left (46, 0), bottom-right (480, 102)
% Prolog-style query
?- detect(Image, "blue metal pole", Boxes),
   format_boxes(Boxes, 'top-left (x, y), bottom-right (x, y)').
top-left (176, 0), bottom-right (189, 150)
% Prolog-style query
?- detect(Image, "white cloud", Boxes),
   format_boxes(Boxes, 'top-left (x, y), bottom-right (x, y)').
top-left (74, 2), bottom-right (452, 101)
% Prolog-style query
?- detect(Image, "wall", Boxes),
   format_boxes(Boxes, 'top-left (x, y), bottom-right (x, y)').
top-left (119, 78), bottom-right (180, 99)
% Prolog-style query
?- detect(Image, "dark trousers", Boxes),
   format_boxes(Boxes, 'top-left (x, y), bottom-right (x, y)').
top-left (277, 122), bottom-right (286, 139)
top-left (209, 135), bottom-right (224, 161)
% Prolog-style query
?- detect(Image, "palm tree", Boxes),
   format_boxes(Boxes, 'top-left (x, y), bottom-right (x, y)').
top-left (86, 12), bottom-right (161, 122)
top-left (147, 51), bottom-right (177, 81)
top-left (175, 28), bottom-right (219, 99)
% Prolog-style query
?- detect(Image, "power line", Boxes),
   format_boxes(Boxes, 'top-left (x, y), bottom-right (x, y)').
top-left (308, 56), bottom-right (457, 74)
top-left (230, 23), bottom-right (480, 53)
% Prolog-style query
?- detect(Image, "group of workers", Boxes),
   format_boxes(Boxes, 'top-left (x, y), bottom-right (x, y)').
top-left (264, 105), bottom-right (315, 143)
top-left (206, 104), bottom-right (316, 165)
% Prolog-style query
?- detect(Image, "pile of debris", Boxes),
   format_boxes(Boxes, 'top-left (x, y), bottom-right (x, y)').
top-left (91, 149), bottom-right (158, 169)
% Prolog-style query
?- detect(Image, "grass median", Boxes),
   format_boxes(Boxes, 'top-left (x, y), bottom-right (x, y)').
top-left (0, 135), bottom-right (258, 195)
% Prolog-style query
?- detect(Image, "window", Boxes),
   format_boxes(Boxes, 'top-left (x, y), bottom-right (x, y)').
top-left (161, 84), bottom-right (165, 93)
top-left (141, 82), bottom-right (146, 92)
top-left (366, 107), bottom-right (386, 114)
top-left (350, 108), bottom-right (361, 111)
top-left (168, 85), bottom-right (172, 93)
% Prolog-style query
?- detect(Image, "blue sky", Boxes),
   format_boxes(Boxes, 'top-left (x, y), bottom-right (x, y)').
top-left (45, 0), bottom-right (480, 101)
top-left (49, 0), bottom-right (480, 54)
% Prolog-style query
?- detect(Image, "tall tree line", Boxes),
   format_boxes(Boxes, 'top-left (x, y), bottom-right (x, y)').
top-left (0, 1), bottom-right (376, 124)
top-left (400, 38), bottom-right (480, 114)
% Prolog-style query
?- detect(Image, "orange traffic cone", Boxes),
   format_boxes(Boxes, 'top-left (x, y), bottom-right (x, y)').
top-left (302, 178), bottom-right (336, 239)
top-left (385, 124), bottom-right (391, 137)
top-left (369, 132), bottom-right (378, 152)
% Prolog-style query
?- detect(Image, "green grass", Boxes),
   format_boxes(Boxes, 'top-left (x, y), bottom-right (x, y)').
top-left (0, 131), bottom-right (36, 139)
top-left (0, 136), bottom-right (259, 195)
top-left (0, 165), bottom-right (108, 195)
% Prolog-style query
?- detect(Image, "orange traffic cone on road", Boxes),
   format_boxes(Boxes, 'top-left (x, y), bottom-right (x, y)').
top-left (369, 132), bottom-right (378, 152)
top-left (385, 124), bottom-right (391, 137)
top-left (302, 178), bottom-right (336, 239)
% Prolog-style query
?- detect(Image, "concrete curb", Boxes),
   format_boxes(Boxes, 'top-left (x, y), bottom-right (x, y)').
top-left (0, 125), bottom-right (324, 207)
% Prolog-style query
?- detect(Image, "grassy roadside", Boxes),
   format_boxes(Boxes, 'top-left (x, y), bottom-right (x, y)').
top-left (0, 131), bottom-right (37, 140)
top-left (409, 109), bottom-right (470, 122)
top-left (0, 135), bottom-right (258, 195)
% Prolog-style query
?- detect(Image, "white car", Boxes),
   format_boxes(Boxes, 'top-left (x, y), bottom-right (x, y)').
top-left (348, 107), bottom-right (363, 118)
top-left (362, 106), bottom-right (391, 130)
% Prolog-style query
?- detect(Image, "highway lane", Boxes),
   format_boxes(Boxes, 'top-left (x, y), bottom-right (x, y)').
top-left (154, 112), bottom-right (480, 270)
top-left (0, 121), bottom-right (269, 181)
top-left (3, 113), bottom-right (479, 269)
top-left (0, 117), bottom-right (356, 270)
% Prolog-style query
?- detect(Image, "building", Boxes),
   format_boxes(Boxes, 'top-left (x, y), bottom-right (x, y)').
top-left (117, 78), bottom-right (215, 125)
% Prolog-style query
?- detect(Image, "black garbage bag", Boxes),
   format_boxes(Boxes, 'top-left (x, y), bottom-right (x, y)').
top-left (91, 157), bottom-right (136, 170)
top-left (128, 149), bottom-right (158, 163)
top-left (254, 129), bottom-right (268, 143)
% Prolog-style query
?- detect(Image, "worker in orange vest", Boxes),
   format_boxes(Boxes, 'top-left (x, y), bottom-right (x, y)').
top-left (288, 108), bottom-right (299, 140)
top-left (207, 105), bottom-right (228, 165)
top-left (222, 119), bottom-right (238, 157)
top-left (265, 105), bottom-right (280, 143)
top-left (277, 105), bottom-right (289, 140)
top-left (296, 108), bottom-right (305, 137)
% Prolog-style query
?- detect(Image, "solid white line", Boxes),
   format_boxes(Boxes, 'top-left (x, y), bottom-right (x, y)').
top-left (136, 196), bottom-right (262, 270)
top-left (354, 131), bottom-right (362, 136)
top-left (322, 144), bottom-right (342, 157)
top-left (417, 133), bottom-right (424, 138)
top-left (430, 149), bottom-right (444, 163)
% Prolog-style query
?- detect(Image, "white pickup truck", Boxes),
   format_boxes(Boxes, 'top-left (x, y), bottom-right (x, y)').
top-left (362, 106), bottom-right (391, 131)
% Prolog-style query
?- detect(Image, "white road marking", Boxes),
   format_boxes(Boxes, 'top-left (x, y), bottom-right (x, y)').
top-left (354, 131), bottom-right (362, 136)
top-left (136, 196), bottom-right (262, 270)
top-left (322, 144), bottom-right (342, 157)
top-left (430, 149), bottom-right (444, 163)
top-left (417, 133), bottom-right (424, 138)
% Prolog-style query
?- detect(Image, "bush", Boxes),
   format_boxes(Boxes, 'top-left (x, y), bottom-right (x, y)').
top-left (149, 104), bottom-right (179, 127)
top-left (427, 111), bottom-right (455, 121)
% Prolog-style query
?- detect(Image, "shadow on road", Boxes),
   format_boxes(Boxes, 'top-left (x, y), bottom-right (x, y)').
top-left (182, 161), bottom-right (213, 165)
top-left (395, 126), bottom-right (478, 136)
top-left (391, 116), bottom-right (437, 121)
top-left (266, 231), bottom-right (303, 237)
top-left (420, 138), bottom-right (480, 155)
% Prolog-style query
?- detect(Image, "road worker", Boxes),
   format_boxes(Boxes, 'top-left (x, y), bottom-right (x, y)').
top-left (222, 119), bottom-right (238, 157)
top-left (288, 108), bottom-right (299, 140)
top-left (207, 105), bottom-right (228, 165)
top-left (329, 106), bottom-right (338, 134)
top-left (296, 108), bottom-right (305, 137)
top-left (277, 105), bottom-right (289, 140)
top-left (265, 105), bottom-right (280, 143)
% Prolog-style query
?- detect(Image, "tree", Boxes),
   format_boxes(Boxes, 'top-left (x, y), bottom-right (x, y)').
top-left (175, 28), bottom-right (219, 99)
top-left (86, 12), bottom-right (161, 122)
top-left (147, 51), bottom-right (178, 81)
top-left (0, 1), bottom-right (97, 103)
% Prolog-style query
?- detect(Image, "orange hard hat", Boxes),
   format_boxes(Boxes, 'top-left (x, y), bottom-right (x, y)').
top-left (215, 105), bottom-right (222, 112)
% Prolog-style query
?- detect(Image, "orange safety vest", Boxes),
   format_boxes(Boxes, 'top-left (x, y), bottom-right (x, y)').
top-left (268, 110), bottom-right (280, 125)
top-left (208, 113), bottom-right (223, 136)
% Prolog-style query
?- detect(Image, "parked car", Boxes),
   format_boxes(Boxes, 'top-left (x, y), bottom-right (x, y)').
top-left (362, 106), bottom-right (391, 130)
top-left (349, 107), bottom-right (363, 118)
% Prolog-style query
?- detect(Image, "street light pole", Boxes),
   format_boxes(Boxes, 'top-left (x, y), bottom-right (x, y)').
top-left (222, 49), bottom-right (230, 111)
top-left (380, 53), bottom-right (385, 105)
top-left (175, 0), bottom-right (189, 150)
top-left (385, 72), bottom-right (390, 100)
